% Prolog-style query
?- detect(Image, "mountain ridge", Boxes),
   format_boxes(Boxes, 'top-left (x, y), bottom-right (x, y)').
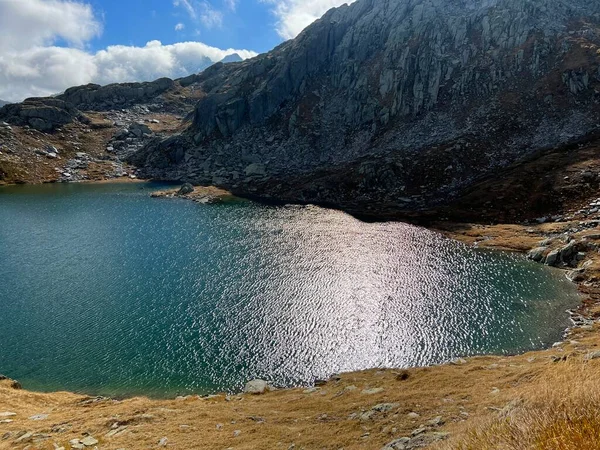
top-left (127, 0), bottom-right (600, 215)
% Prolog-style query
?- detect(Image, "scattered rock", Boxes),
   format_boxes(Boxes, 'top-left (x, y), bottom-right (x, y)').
top-left (427, 416), bottom-right (444, 427)
top-left (15, 432), bottom-right (33, 443)
top-left (303, 387), bottom-right (321, 394)
top-left (381, 437), bottom-right (410, 450)
top-left (361, 387), bottom-right (384, 395)
top-left (80, 436), bottom-right (98, 446)
top-left (585, 351), bottom-right (600, 360)
top-left (382, 431), bottom-right (450, 449)
top-left (244, 379), bottom-right (269, 395)
top-left (372, 403), bottom-right (399, 413)
top-left (28, 414), bottom-right (48, 421)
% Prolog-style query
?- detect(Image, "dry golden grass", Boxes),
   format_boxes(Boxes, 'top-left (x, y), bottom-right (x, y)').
top-left (442, 362), bottom-right (600, 450)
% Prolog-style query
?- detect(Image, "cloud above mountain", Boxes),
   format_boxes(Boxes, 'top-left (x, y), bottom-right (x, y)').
top-left (0, 0), bottom-right (355, 102)
top-left (264, 0), bottom-right (356, 39)
top-left (0, 0), bottom-right (255, 102)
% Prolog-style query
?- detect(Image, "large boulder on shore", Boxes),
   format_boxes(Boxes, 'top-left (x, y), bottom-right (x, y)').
top-left (243, 379), bottom-right (269, 395)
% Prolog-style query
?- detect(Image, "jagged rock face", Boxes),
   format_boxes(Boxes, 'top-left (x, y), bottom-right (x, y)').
top-left (131, 0), bottom-right (600, 213)
top-left (57, 78), bottom-right (175, 111)
top-left (0, 98), bottom-right (87, 132)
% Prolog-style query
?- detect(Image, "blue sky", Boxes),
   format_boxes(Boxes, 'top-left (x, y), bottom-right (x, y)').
top-left (0, 0), bottom-right (353, 101)
top-left (87, 0), bottom-right (282, 54)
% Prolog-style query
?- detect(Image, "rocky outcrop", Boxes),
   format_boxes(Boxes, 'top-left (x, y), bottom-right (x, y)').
top-left (0, 98), bottom-right (88, 132)
top-left (57, 78), bottom-right (175, 111)
top-left (131, 0), bottom-right (600, 214)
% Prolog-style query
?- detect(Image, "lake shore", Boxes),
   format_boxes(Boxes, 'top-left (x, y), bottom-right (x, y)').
top-left (1, 202), bottom-right (599, 449)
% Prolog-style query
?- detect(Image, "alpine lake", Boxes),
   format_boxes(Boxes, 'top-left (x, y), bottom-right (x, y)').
top-left (0, 182), bottom-right (579, 398)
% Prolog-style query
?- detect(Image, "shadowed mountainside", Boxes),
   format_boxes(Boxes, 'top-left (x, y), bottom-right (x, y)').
top-left (126, 0), bottom-right (600, 216)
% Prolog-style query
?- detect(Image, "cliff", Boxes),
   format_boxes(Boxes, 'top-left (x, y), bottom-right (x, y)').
top-left (128, 0), bottom-right (600, 216)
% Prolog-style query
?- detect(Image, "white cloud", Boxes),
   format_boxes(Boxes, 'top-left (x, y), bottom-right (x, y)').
top-left (0, 0), bottom-right (102, 50)
top-left (263, 0), bottom-right (356, 40)
top-left (175, 22), bottom-right (185, 31)
top-left (0, 0), bottom-right (256, 102)
top-left (224, 0), bottom-right (238, 11)
top-left (173, 0), bottom-right (227, 29)
top-left (200, 3), bottom-right (223, 28)
top-left (173, 0), bottom-right (197, 19)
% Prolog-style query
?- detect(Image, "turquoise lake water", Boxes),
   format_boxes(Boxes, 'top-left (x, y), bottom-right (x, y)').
top-left (0, 182), bottom-right (579, 398)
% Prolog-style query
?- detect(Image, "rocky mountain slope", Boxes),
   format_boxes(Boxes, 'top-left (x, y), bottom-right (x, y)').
top-left (0, 76), bottom-right (204, 184)
top-left (126, 0), bottom-right (600, 216)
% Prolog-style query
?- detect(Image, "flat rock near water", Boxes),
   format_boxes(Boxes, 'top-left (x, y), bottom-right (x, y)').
top-left (150, 184), bottom-right (236, 204)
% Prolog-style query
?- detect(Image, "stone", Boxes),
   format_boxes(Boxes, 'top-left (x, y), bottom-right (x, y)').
top-left (361, 387), bottom-right (384, 395)
top-left (16, 432), bottom-right (33, 443)
top-left (178, 183), bottom-right (194, 195)
top-left (0, 413), bottom-right (16, 418)
top-left (80, 436), bottom-right (98, 446)
top-left (585, 351), bottom-right (600, 360)
top-left (410, 432), bottom-right (450, 447)
top-left (450, 358), bottom-right (467, 365)
top-left (545, 250), bottom-right (560, 267)
top-left (244, 379), bottom-right (268, 394)
top-left (158, 437), bottom-right (168, 447)
top-left (303, 387), bottom-right (320, 394)
top-left (381, 437), bottom-right (410, 450)
top-left (558, 241), bottom-right (578, 263)
top-left (372, 403), bottom-right (399, 413)
top-left (28, 414), bottom-right (48, 421)
top-left (427, 416), bottom-right (444, 426)
top-left (528, 247), bottom-right (547, 263)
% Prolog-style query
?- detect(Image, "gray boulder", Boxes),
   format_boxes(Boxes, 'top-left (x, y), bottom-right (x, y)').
top-left (178, 183), bottom-right (195, 195)
top-left (558, 241), bottom-right (578, 264)
top-left (528, 247), bottom-right (547, 263)
top-left (545, 250), bottom-right (560, 267)
top-left (243, 379), bottom-right (269, 395)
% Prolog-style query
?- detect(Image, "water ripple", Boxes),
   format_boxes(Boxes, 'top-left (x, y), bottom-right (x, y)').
top-left (0, 182), bottom-right (580, 397)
